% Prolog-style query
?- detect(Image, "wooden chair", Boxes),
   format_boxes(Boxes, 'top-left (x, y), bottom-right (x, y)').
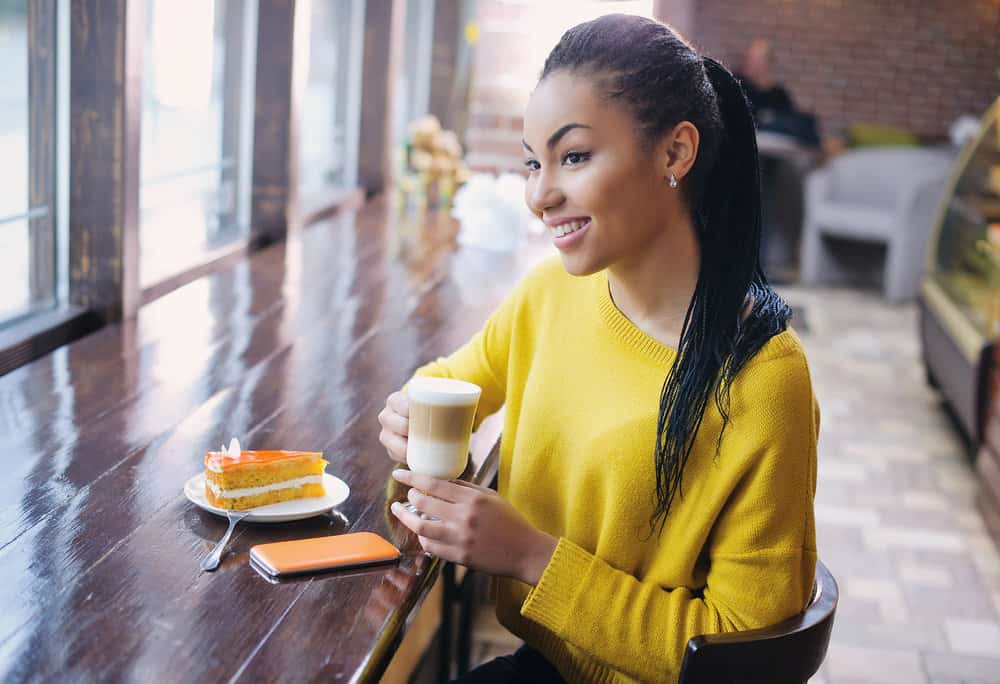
top-left (678, 560), bottom-right (838, 684)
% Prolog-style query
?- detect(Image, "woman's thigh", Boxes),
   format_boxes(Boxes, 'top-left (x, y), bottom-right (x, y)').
top-left (451, 645), bottom-right (565, 684)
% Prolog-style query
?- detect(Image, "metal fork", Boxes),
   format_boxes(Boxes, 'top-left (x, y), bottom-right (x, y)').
top-left (200, 509), bottom-right (251, 572)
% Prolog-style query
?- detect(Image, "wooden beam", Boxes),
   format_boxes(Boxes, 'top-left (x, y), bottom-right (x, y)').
top-left (357, 0), bottom-right (406, 196)
top-left (250, 0), bottom-right (298, 244)
top-left (69, 0), bottom-right (143, 320)
top-left (428, 0), bottom-right (461, 132)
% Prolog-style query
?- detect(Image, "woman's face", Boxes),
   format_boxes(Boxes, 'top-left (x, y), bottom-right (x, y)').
top-left (522, 71), bottom-right (675, 276)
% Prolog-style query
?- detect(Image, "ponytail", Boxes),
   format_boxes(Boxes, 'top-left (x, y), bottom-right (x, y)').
top-left (649, 57), bottom-right (791, 535)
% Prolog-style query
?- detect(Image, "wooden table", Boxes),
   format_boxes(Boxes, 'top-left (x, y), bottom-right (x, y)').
top-left (0, 199), bottom-right (550, 682)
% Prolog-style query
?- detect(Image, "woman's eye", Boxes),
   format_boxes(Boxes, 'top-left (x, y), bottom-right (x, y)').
top-left (524, 159), bottom-right (540, 172)
top-left (563, 151), bottom-right (591, 166)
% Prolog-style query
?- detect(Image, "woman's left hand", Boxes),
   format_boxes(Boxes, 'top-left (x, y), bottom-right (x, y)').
top-left (390, 470), bottom-right (558, 586)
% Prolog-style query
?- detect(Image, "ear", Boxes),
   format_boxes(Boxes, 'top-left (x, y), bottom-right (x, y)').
top-left (658, 121), bottom-right (700, 183)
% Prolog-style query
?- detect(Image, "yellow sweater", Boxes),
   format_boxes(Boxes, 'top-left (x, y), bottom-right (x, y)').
top-left (412, 256), bottom-right (818, 683)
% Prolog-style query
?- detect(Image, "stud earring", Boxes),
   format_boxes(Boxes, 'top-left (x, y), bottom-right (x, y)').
top-left (668, 173), bottom-right (678, 189)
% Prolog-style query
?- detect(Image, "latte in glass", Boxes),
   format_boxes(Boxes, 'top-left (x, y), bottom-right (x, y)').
top-left (405, 378), bottom-right (481, 479)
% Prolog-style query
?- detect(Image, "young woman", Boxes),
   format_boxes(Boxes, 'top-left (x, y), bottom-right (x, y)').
top-left (378, 14), bottom-right (818, 684)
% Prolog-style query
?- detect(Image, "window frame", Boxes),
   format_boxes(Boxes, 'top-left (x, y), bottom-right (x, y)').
top-left (0, 0), bottom-right (438, 376)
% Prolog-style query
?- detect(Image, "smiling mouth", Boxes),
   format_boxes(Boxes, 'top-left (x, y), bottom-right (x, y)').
top-left (551, 219), bottom-right (590, 237)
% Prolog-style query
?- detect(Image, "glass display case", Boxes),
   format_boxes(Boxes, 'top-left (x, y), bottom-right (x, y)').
top-left (930, 98), bottom-right (1000, 336)
top-left (921, 96), bottom-right (1000, 445)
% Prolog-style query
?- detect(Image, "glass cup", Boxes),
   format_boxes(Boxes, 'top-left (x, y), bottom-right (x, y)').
top-left (406, 377), bottom-right (481, 478)
top-left (404, 378), bottom-right (481, 516)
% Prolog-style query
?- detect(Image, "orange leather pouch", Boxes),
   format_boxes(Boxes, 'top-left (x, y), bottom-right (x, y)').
top-left (249, 532), bottom-right (400, 577)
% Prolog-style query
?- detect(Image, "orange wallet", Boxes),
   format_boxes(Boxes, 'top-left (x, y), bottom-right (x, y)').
top-left (249, 532), bottom-right (401, 577)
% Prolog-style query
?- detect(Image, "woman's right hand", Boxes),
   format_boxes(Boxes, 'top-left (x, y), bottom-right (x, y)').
top-left (378, 391), bottom-right (410, 463)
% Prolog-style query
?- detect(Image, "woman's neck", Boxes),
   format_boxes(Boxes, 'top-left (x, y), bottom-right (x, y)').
top-left (606, 209), bottom-right (700, 350)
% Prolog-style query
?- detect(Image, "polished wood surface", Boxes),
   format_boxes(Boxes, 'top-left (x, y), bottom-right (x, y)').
top-left (0, 199), bottom-right (550, 681)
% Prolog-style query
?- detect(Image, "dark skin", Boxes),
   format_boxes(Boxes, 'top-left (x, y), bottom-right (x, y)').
top-left (379, 72), bottom-right (703, 585)
top-left (523, 71), bottom-right (701, 349)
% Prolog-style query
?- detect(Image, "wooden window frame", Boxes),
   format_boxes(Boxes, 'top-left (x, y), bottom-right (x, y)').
top-left (1, 0), bottom-right (418, 376)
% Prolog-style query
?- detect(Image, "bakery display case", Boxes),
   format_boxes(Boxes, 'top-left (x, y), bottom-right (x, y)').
top-left (920, 96), bottom-right (1000, 445)
top-left (980, 344), bottom-right (1000, 546)
top-left (919, 96), bottom-right (1000, 547)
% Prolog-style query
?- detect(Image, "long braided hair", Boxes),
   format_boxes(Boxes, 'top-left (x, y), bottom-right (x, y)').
top-left (541, 15), bottom-right (792, 534)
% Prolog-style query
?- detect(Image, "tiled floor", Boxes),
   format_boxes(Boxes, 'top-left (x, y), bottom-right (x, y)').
top-left (459, 285), bottom-right (1000, 684)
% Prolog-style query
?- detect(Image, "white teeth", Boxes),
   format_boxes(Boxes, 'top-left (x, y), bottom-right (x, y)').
top-left (553, 220), bottom-right (586, 237)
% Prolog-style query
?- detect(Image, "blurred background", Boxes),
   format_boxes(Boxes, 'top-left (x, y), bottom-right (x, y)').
top-left (1, 1), bottom-right (999, 682)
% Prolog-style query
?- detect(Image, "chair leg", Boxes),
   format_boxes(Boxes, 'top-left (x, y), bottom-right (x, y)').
top-left (457, 570), bottom-right (476, 674)
top-left (799, 221), bottom-right (828, 285)
top-left (801, 223), bottom-right (855, 288)
top-left (883, 239), bottom-right (917, 303)
top-left (439, 562), bottom-right (456, 683)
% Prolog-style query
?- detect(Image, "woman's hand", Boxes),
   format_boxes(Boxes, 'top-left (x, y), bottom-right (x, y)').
top-left (390, 470), bottom-right (558, 586)
top-left (378, 391), bottom-right (410, 463)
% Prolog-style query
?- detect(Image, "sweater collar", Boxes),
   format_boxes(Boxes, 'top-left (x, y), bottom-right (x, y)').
top-left (596, 270), bottom-right (679, 368)
top-left (595, 270), bottom-right (801, 368)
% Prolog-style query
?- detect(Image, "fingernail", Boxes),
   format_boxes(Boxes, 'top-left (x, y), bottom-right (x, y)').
top-left (392, 469), bottom-right (409, 481)
top-left (390, 502), bottom-right (401, 514)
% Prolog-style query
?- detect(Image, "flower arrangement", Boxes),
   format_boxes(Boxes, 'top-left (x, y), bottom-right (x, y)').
top-left (396, 115), bottom-right (472, 209)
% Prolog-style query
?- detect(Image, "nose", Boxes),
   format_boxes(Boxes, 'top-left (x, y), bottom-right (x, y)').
top-left (526, 172), bottom-right (564, 217)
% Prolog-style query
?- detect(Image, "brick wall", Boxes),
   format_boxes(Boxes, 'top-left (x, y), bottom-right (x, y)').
top-left (688, 0), bottom-right (1000, 141)
top-left (463, 0), bottom-right (999, 174)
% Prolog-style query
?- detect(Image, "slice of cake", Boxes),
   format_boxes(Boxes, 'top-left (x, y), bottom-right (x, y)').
top-left (204, 438), bottom-right (328, 510)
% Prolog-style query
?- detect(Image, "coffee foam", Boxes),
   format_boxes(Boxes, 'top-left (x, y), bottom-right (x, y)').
top-left (407, 377), bottom-right (481, 406)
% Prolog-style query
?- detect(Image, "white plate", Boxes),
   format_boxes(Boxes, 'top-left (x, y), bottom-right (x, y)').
top-left (184, 472), bottom-right (350, 523)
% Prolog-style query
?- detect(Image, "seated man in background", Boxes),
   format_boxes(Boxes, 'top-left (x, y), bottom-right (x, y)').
top-left (736, 38), bottom-right (821, 148)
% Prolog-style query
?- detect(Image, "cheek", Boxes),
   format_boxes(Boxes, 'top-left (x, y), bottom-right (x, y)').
top-left (576, 161), bottom-right (659, 225)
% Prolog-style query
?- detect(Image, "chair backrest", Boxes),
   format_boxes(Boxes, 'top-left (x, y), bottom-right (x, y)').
top-left (677, 560), bottom-right (838, 684)
top-left (824, 146), bottom-right (955, 208)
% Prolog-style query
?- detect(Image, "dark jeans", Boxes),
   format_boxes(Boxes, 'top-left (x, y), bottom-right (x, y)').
top-left (451, 645), bottom-right (565, 683)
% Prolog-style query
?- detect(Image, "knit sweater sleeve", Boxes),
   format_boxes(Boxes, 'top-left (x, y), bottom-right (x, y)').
top-left (520, 354), bottom-right (819, 682)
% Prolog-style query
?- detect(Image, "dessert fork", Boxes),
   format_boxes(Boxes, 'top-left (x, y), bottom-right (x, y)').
top-left (201, 508), bottom-right (251, 572)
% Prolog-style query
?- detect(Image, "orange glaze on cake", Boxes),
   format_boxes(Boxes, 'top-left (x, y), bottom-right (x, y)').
top-left (205, 450), bottom-right (322, 472)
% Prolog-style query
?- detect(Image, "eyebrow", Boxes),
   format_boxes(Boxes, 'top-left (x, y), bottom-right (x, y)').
top-left (522, 123), bottom-right (592, 154)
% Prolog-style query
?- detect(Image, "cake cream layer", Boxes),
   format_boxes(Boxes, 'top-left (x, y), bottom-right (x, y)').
top-left (206, 475), bottom-right (324, 499)
top-left (204, 482), bottom-right (326, 510)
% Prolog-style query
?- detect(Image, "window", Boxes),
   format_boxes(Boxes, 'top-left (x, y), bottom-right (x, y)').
top-left (298, 0), bottom-right (365, 200)
top-left (0, 0), bottom-right (59, 327)
top-left (140, 0), bottom-right (257, 288)
top-left (396, 0), bottom-right (435, 142)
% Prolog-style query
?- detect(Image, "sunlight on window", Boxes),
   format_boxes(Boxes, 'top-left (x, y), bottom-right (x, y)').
top-left (0, 1), bottom-right (58, 325)
top-left (140, 0), bottom-right (254, 288)
top-left (149, 0), bottom-right (215, 110)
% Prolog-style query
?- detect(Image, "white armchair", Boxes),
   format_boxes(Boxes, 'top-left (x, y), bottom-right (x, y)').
top-left (799, 146), bottom-right (957, 302)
